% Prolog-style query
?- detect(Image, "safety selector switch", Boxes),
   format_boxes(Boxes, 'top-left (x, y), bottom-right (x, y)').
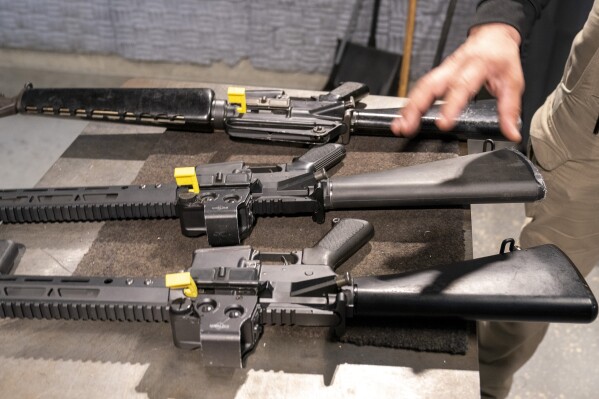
top-left (227, 87), bottom-right (247, 114)
top-left (165, 272), bottom-right (198, 298)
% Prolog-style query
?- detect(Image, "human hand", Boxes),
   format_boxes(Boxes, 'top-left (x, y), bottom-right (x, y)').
top-left (391, 23), bottom-right (524, 142)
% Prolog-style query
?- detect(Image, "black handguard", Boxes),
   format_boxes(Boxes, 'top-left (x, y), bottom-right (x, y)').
top-left (0, 183), bottom-right (179, 223)
top-left (18, 86), bottom-right (220, 132)
top-left (0, 222), bottom-right (596, 368)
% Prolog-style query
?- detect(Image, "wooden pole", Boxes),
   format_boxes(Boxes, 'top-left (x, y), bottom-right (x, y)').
top-left (398, 0), bottom-right (417, 97)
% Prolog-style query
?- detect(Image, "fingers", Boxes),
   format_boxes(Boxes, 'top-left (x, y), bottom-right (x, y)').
top-left (487, 58), bottom-right (524, 141)
top-left (393, 60), bottom-right (521, 139)
top-left (437, 61), bottom-right (488, 131)
top-left (392, 23), bottom-right (524, 139)
top-left (495, 84), bottom-right (523, 142)
top-left (391, 64), bottom-right (454, 136)
top-left (391, 77), bottom-right (437, 136)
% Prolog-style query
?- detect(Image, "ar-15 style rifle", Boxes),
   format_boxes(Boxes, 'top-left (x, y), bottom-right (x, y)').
top-left (0, 219), bottom-right (596, 367)
top-left (0, 145), bottom-right (545, 246)
top-left (0, 82), bottom-right (502, 144)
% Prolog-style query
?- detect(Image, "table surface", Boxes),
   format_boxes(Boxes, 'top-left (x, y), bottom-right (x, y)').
top-left (0, 80), bottom-right (479, 399)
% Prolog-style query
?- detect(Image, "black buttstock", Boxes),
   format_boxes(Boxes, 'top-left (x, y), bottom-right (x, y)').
top-left (420, 99), bottom-right (505, 136)
top-left (353, 244), bottom-right (598, 323)
top-left (18, 87), bottom-right (216, 132)
top-left (324, 148), bottom-right (545, 209)
top-left (352, 99), bottom-right (505, 140)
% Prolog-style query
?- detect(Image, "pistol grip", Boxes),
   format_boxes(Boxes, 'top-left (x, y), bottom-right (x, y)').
top-left (288, 143), bottom-right (346, 172)
top-left (302, 218), bottom-right (373, 269)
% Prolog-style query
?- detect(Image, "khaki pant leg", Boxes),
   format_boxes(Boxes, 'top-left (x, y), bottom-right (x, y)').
top-left (522, 0), bottom-right (599, 272)
top-left (479, 321), bottom-right (549, 399)
top-left (479, 2), bottom-right (599, 398)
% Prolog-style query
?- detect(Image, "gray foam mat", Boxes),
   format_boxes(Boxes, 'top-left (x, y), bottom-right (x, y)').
top-left (74, 131), bottom-right (469, 353)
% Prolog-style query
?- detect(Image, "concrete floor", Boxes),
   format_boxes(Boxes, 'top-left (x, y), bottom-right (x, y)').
top-left (0, 53), bottom-right (598, 398)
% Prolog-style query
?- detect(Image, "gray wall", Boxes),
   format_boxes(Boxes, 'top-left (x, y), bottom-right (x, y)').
top-left (0, 0), bottom-right (478, 81)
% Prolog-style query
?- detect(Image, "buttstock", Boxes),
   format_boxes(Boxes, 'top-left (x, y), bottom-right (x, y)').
top-left (352, 100), bottom-right (508, 141)
top-left (419, 99), bottom-right (506, 135)
top-left (325, 148), bottom-right (546, 209)
top-left (352, 244), bottom-right (598, 323)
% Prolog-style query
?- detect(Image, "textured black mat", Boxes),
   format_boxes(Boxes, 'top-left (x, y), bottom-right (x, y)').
top-left (339, 318), bottom-right (470, 355)
top-left (74, 130), bottom-right (470, 354)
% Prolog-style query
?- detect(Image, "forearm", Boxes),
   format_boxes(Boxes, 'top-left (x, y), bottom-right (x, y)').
top-left (472, 0), bottom-right (552, 39)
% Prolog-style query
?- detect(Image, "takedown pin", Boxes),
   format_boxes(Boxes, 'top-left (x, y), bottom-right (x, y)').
top-left (336, 272), bottom-right (353, 288)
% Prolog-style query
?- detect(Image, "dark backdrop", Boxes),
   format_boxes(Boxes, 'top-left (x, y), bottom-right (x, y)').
top-left (519, 0), bottom-right (594, 148)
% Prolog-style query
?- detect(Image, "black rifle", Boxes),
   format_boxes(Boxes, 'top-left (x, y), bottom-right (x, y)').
top-left (0, 145), bottom-right (545, 246)
top-left (0, 219), bottom-right (596, 367)
top-left (0, 82), bottom-right (503, 144)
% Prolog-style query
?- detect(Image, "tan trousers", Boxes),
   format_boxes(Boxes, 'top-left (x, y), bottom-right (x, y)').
top-left (479, 2), bottom-right (599, 398)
